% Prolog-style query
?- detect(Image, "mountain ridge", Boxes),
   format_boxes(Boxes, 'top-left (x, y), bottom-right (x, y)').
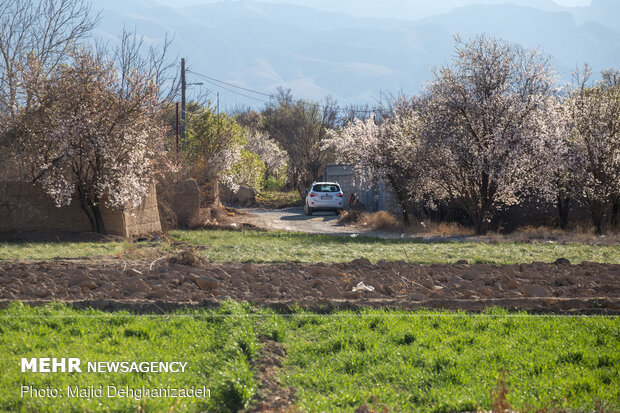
top-left (90, 0), bottom-right (620, 109)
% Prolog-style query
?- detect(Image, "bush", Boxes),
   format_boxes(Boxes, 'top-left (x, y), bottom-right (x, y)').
top-left (229, 149), bottom-right (266, 191)
top-left (339, 210), bottom-right (361, 224)
top-left (263, 173), bottom-right (288, 191)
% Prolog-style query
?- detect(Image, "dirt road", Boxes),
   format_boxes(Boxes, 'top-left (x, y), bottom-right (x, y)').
top-left (236, 207), bottom-right (396, 237)
top-left (237, 207), bottom-right (358, 234)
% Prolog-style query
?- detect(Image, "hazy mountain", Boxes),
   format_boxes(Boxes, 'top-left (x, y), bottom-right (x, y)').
top-left (571, 0), bottom-right (620, 28)
top-left (90, 0), bottom-right (620, 109)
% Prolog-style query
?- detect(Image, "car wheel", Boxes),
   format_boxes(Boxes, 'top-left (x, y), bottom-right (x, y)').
top-left (304, 202), bottom-right (313, 216)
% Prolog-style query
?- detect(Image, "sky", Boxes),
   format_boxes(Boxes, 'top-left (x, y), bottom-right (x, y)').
top-left (155, 0), bottom-right (592, 8)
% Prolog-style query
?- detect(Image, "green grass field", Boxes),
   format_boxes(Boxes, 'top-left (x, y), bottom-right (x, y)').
top-left (1, 230), bottom-right (619, 264)
top-left (170, 230), bottom-right (620, 264)
top-left (281, 308), bottom-right (620, 412)
top-left (0, 241), bottom-right (127, 261)
top-left (0, 301), bottom-right (259, 413)
top-left (1, 303), bottom-right (618, 412)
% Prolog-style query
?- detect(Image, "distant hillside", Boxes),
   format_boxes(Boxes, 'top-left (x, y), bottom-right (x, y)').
top-left (90, 0), bottom-right (620, 109)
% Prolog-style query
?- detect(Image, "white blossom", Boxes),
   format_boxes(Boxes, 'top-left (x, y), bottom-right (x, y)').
top-left (8, 49), bottom-right (164, 233)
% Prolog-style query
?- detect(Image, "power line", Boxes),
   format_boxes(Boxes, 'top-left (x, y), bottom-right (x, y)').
top-left (192, 75), bottom-right (271, 104)
top-left (187, 69), bottom-right (273, 98)
top-left (187, 69), bottom-right (375, 114)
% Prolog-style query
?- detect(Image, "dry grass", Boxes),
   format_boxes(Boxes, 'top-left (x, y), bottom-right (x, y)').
top-left (339, 210), bottom-right (620, 244)
top-left (341, 210), bottom-right (402, 231)
top-left (409, 220), bottom-right (474, 237)
top-left (338, 210), bottom-right (362, 225)
top-left (167, 245), bottom-right (204, 266)
top-left (340, 211), bottom-right (473, 236)
top-left (508, 225), bottom-right (620, 245)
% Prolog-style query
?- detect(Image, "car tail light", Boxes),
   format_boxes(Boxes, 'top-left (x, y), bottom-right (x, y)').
top-left (309, 192), bottom-right (318, 197)
top-left (336, 193), bottom-right (344, 197)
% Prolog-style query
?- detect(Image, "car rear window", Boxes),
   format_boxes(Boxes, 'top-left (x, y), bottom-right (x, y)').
top-left (312, 184), bottom-right (340, 193)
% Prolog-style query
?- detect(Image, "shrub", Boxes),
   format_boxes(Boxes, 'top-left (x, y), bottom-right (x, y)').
top-left (263, 172), bottom-right (288, 191)
top-left (229, 149), bottom-right (266, 191)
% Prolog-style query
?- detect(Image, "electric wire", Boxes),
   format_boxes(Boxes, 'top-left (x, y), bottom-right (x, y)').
top-left (192, 74), bottom-right (271, 104)
top-left (187, 69), bottom-right (273, 97)
top-left (187, 68), bottom-right (375, 114)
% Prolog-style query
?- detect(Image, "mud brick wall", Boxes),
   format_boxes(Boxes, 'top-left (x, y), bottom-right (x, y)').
top-left (122, 185), bottom-right (161, 237)
top-left (157, 178), bottom-right (200, 228)
top-left (0, 181), bottom-right (161, 237)
top-left (220, 184), bottom-right (256, 207)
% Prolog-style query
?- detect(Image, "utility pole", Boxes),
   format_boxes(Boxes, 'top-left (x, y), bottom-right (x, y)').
top-left (217, 91), bottom-right (220, 137)
top-left (175, 102), bottom-right (179, 164)
top-left (180, 57), bottom-right (186, 145)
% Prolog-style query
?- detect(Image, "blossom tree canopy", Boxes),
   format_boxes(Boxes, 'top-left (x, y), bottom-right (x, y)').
top-left (0, 0), bottom-right (99, 118)
top-left (244, 128), bottom-right (288, 179)
top-left (9, 49), bottom-right (164, 234)
top-left (422, 35), bottom-right (559, 234)
top-left (566, 66), bottom-right (620, 234)
top-left (324, 98), bottom-right (429, 224)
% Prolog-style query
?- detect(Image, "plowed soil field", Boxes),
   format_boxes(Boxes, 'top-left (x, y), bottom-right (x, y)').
top-left (1, 258), bottom-right (618, 313)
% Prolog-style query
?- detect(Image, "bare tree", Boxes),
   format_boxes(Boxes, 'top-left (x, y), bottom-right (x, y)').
top-left (0, 0), bottom-right (99, 117)
top-left (262, 88), bottom-right (338, 195)
top-left (113, 27), bottom-right (179, 102)
top-left (339, 102), bottom-right (372, 125)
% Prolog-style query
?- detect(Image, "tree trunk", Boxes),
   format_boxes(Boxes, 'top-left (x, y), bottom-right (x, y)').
top-left (473, 217), bottom-right (487, 235)
top-left (470, 205), bottom-right (488, 235)
top-left (590, 200), bottom-right (606, 235)
top-left (557, 194), bottom-right (570, 230)
top-left (91, 202), bottom-right (106, 234)
top-left (386, 174), bottom-right (409, 227)
top-left (200, 177), bottom-right (220, 208)
top-left (470, 171), bottom-right (494, 235)
top-left (611, 198), bottom-right (620, 230)
top-left (79, 197), bottom-right (97, 233)
top-left (78, 198), bottom-right (106, 234)
top-left (593, 214), bottom-right (604, 235)
top-left (402, 208), bottom-right (410, 227)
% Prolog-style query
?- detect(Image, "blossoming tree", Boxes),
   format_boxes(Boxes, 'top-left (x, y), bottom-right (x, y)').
top-left (244, 128), bottom-right (288, 185)
top-left (566, 66), bottom-right (620, 234)
top-left (324, 98), bottom-right (430, 224)
top-left (9, 49), bottom-right (164, 233)
top-left (183, 105), bottom-right (245, 194)
top-left (423, 35), bottom-right (558, 234)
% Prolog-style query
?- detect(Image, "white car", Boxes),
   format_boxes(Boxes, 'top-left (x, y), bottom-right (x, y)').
top-left (304, 181), bottom-right (344, 215)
